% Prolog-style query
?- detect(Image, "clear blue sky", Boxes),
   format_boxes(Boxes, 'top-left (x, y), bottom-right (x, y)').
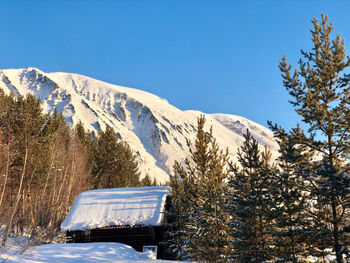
top-left (0, 1), bottom-right (349, 131)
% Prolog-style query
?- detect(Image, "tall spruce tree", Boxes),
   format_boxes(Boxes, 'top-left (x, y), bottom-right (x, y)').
top-left (165, 161), bottom-right (187, 260)
top-left (228, 130), bottom-right (273, 262)
top-left (268, 124), bottom-right (314, 261)
top-left (276, 14), bottom-right (350, 262)
top-left (167, 115), bottom-right (232, 261)
top-left (91, 126), bottom-right (140, 189)
top-left (195, 135), bottom-right (231, 262)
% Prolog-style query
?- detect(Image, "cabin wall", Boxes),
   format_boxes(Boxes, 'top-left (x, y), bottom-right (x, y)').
top-left (66, 226), bottom-right (167, 259)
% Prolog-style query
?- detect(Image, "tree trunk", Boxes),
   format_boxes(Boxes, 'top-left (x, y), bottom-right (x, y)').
top-left (55, 166), bottom-right (69, 222)
top-left (1, 145), bottom-right (28, 246)
top-left (331, 194), bottom-right (342, 263)
top-left (0, 143), bottom-right (10, 212)
top-left (30, 140), bottom-right (58, 239)
top-left (328, 137), bottom-right (342, 263)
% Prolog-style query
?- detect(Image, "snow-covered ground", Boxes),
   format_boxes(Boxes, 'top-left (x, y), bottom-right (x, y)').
top-left (0, 231), bottom-right (340, 262)
top-left (0, 242), bottom-right (179, 263)
top-left (0, 241), bottom-right (340, 263)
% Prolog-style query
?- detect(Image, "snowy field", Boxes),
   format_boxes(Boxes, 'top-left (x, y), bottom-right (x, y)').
top-left (0, 242), bottom-right (340, 263)
top-left (0, 241), bottom-right (342, 263)
top-left (0, 242), bottom-right (179, 263)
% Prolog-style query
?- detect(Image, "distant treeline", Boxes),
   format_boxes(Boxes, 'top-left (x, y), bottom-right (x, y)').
top-left (0, 90), bottom-right (156, 245)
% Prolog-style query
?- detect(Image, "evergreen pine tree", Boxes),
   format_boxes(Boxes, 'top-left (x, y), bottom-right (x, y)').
top-left (165, 161), bottom-right (187, 260)
top-left (140, 174), bottom-right (153, 186)
top-left (228, 130), bottom-right (273, 262)
top-left (277, 14), bottom-right (350, 262)
top-left (91, 126), bottom-right (140, 188)
top-left (74, 120), bottom-right (96, 175)
top-left (0, 91), bottom-right (16, 214)
top-left (2, 94), bottom-right (49, 245)
top-left (34, 108), bottom-right (70, 228)
top-left (257, 146), bottom-right (276, 259)
top-left (152, 177), bottom-right (158, 186)
top-left (268, 124), bottom-right (314, 261)
top-left (195, 136), bottom-right (231, 262)
top-left (0, 88), bottom-right (90, 243)
top-left (166, 115), bottom-right (232, 261)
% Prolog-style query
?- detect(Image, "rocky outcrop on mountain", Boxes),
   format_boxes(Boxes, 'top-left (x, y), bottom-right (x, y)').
top-left (0, 68), bottom-right (278, 182)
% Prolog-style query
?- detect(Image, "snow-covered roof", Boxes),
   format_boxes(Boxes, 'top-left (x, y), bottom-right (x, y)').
top-left (61, 186), bottom-right (169, 232)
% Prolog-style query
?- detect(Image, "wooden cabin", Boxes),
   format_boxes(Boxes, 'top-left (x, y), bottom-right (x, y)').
top-left (61, 186), bottom-right (170, 259)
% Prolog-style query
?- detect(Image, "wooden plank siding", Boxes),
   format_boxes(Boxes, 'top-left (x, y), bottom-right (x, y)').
top-left (66, 226), bottom-right (167, 259)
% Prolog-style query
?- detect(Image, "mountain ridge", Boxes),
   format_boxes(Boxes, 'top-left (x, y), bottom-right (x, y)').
top-left (0, 67), bottom-right (278, 182)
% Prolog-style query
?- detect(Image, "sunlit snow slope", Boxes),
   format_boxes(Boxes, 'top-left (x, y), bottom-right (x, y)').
top-left (0, 68), bottom-right (278, 183)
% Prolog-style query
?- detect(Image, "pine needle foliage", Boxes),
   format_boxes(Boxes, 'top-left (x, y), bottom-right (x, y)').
top-left (90, 125), bottom-right (140, 189)
top-left (0, 90), bottom-right (90, 244)
top-left (268, 124), bottom-right (314, 262)
top-left (276, 14), bottom-right (350, 262)
top-left (165, 161), bottom-right (187, 260)
top-left (228, 130), bottom-right (274, 262)
top-left (167, 115), bottom-right (232, 262)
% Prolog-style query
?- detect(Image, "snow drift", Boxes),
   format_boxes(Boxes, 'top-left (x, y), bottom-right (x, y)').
top-left (0, 242), bottom-right (177, 263)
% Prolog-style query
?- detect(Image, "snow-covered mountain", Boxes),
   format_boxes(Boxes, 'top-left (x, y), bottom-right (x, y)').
top-left (0, 68), bottom-right (278, 182)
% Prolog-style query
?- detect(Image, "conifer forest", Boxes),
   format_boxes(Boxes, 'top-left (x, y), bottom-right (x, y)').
top-left (0, 93), bottom-right (153, 245)
top-left (0, 14), bottom-right (350, 263)
top-left (167, 15), bottom-right (350, 262)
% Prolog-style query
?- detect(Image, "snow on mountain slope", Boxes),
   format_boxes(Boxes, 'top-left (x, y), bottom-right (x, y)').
top-left (0, 68), bottom-right (278, 182)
